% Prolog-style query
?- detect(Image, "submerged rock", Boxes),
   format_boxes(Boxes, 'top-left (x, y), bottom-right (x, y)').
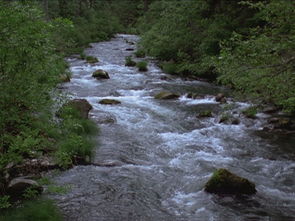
top-left (99, 99), bottom-right (121, 105)
top-left (92, 69), bottom-right (110, 79)
top-left (205, 168), bottom-right (256, 195)
top-left (154, 91), bottom-right (180, 100)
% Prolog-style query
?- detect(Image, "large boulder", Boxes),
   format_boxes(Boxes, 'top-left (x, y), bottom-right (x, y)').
top-left (58, 99), bottom-right (92, 119)
top-left (99, 99), bottom-right (121, 105)
top-left (215, 93), bottom-right (226, 103)
top-left (59, 74), bottom-right (70, 83)
top-left (92, 70), bottom-right (110, 79)
top-left (154, 91), bottom-right (180, 100)
top-left (205, 168), bottom-right (256, 195)
top-left (7, 177), bottom-right (43, 199)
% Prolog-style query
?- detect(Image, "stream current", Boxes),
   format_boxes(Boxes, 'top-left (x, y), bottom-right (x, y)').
top-left (50, 34), bottom-right (295, 221)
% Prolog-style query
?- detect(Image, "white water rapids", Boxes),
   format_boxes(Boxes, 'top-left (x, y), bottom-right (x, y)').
top-left (49, 34), bottom-right (295, 221)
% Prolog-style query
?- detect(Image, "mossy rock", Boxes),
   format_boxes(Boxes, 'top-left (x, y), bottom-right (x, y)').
top-left (92, 70), bottom-right (110, 79)
top-left (154, 91), bottom-right (180, 100)
top-left (198, 110), bottom-right (212, 118)
top-left (57, 99), bottom-right (92, 119)
top-left (59, 74), bottom-right (70, 83)
top-left (205, 168), bottom-right (256, 195)
top-left (99, 99), bottom-right (121, 105)
top-left (125, 56), bottom-right (136, 67)
top-left (86, 56), bottom-right (99, 64)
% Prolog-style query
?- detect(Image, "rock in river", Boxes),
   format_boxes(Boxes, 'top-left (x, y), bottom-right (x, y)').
top-left (99, 99), bottom-right (121, 105)
top-left (92, 69), bottom-right (110, 79)
top-left (154, 91), bottom-right (180, 100)
top-left (58, 99), bottom-right (92, 119)
top-left (204, 168), bottom-right (256, 195)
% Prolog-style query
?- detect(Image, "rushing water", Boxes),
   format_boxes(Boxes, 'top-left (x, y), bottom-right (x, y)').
top-left (50, 34), bottom-right (295, 221)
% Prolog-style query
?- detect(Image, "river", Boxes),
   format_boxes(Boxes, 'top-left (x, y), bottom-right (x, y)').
top-left (49, 34), bottom-right (295, 221)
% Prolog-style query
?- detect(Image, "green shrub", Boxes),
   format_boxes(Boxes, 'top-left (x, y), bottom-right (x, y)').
top-left (54, 106), bottom-right (98, 168)
top-left (0, 199), bottom-right (63, 221)
top-left (80, 52), bottom-right (86, 60)
top-left (135, 49), bottom-right (146, 58)
top-left (136, 61), bottom-right (148, 71)
top-left (242, 106), bottom-right (258, 118)
top-left (0, 196), bottom-right (11, 209)
top-left (125, 56), bottom-right (137, 66)
top-left (161, 61), bottom-right (178, 74)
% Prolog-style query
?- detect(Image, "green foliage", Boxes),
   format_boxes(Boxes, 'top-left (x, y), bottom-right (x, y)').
top-left (47, 184), bottom-right (71, 194)
top-left (37, 177), bottom-right (52, 186)
top-left (80, 52), bottom-right (86, 60)
top-left (242, 106), bottom-right (258, 118)
top-left (136, 61), bottom-right (148, 71)
top-left (0, 2), bottom-right (65, 172)
top-left (0, 196), bottom-right (11, 209)
top-left (214, 0), bottom-right (295, 112)
top-left (135, 49), bottom-right (146, 58)
top-left (161, 61), bottom-right (178, 75)
top-left (22, 187), bottom-right (40, 199)
top-left (137, 0), bottom-right (295, 112)
top-left (0, 199), bottom-right (63, 221)
top-left (54, 106), bottom-right (98, 168)
top-left (125, 56), bottom-right (137, 67)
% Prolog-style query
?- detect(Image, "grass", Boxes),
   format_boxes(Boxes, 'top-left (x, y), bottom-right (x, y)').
top-left (161, 61), bottom-right (178, 74)
top-left (125, 56), bottom-right (136, 67)
top-left (136, 61), bottom-right (148, 71)
top-left (0, 199), bottom-right (63, 221)
top-left (242, 106), bottom-right (257, 118)
top-left (55, 106), bottom-right (99, 168)
top-left (135, 49), bottom-right (146, 58)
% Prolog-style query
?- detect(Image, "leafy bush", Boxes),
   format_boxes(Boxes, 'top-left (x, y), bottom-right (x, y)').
top-left (0, 199), bottom-right (62, 221)
top-left (161, 61), bottom-right (178, 75)
top-left (136, 61), bottom-right (148, 71)
top-left (135, 49), bottom-right (146, 58)
top-left (54, 107), bottom-right (98, 168)
top-left (214, 1), bottom-right (295, 112)
top-left (242, 106), bottom-right (258, 119)
top-left (125, 56), bottom-right (137, 66)
top-left (0, 2), bottom-right (65, 173)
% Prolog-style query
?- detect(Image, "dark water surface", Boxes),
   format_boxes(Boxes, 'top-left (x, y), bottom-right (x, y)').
top-left (49, 34), bottom-right (295, 221)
